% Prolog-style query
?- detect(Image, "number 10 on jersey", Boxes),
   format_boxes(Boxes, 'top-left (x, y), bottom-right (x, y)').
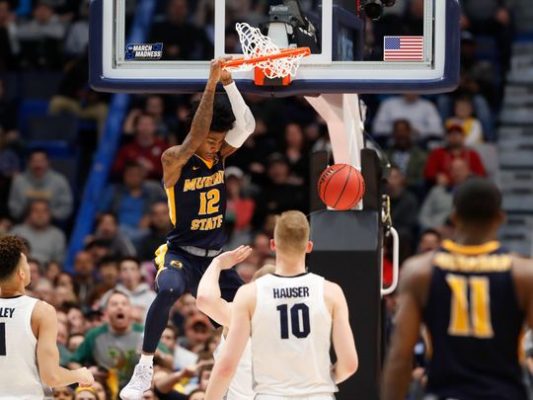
top-left (277, 303), bottom-right (310, 339)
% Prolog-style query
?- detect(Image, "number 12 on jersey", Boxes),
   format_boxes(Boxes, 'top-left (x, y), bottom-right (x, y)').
top-left (277, 303), bottom-right (310, 339)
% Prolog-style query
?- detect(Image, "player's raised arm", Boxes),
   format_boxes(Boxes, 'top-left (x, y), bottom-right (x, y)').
top-left (34, 301), bottom-right (94, 388)
top-left (161, 59), bottom-right (222, 188)
top-left (326, 281), bottom-right (358, 384)
top-left (219, 69), bottom-right (256, 159)
top-left (381, 256), bottom-right (429, 400)
top-left (196, 245), bottom-right (252, 326)
top-left (204, 283), bottom-right (256, 400)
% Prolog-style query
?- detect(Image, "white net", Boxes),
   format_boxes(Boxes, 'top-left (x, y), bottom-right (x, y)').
top-left (225, 22), bottom-right (307, 79)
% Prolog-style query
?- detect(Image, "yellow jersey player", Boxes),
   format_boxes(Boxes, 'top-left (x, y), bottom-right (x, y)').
top-left (121, 58), bottom-right (255, 400)
top-left (382, 178), bottom-right (533, 400)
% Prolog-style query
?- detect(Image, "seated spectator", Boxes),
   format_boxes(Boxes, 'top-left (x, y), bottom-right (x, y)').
top-left (113, 113), bottom-right (167, 181)
top-left (10, 199), bottom-right (66, 263)
top-left (182, 312), bottom-right (213, 353)
top-left (419, 158), bottom-right (472, 231)
top-left (63, 1), bottom-right (89, 58)
top-left (386, 167), bottom-right (419, 260)
top-left (53, 386), bottom-right (74, 400)
top-left (172, 293), bottom-right (198, 333)
top-left (417, 228), bottom-right (442, 253)
top-left (100, 257), bottom-right (156, 322)
top-left (49, 53), bottom-right (108, 137)
top-left (123, 95), bottom-right (173, 139)
top-left (136, 202), bottom-right (172, 261)
top-left (92, 213), bottom-right (136, 257)
top-left (160, 325), bottom-right (199, 371)
top-left (69, 291), bottom-right (164, 391)
top-left (254, 153), bottom-right (307, 225)
top-left (72, 250), bottom-right (96, 308)
top-left (99, 161), bottom-right (165, 242)
top-left (150, 0), bottom-right (212, 60)
top-left (74, 387), bottom-right (98, 400)
top-left (424, 124), bottom-right (486, 186)
top-left (8, 149), bottom-right (73, 221)
top-left (446, 96), bottom-right (483, 145)
top-left (384, 119), bottom-right (427, 191)
top-left (0, 0), bottom-right (18, 71)
top-left (89, 256), bottom-right (119, 306)
top-left (16, 0), bottom-right (66, 69)
top-left (283, 122), bottom-right (309, 184)
top-left (225, 167), bottom-right (255, 242)
top-left (372, 94), bottom-right (443, 140)
top-left (461, 0), bottom-right (513, 72)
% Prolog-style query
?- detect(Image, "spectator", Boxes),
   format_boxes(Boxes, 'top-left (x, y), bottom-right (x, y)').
top-left (53, 386), bottom-right (74, 400)
top-left (49, 53), bottom-right (109, 137)
top-left (100, 161), bottom-right (165, 242)
top-left (112, 113), bottom-right (167, 181)
top-left (90, 256), bottom-right (119, 306)
top-left (63, 0), bottom-right (89, 57)
top-left (150, 0), bottom-right (212, 60)
top-left (0, 0), bottom-right (18, 71)
top-left (100, 257), bottom-right (156, 322)
top-left (372, 94), bottom-right (443, 140)
top-left (92, 213), bottom-right (136, 257)
top-left (69, 291), bottom-right (159, 390)
top-left (74, 386), bottom-right (98, 400)
top-left (16, 0), bottom-right (66, 68)
top-left (254, 153), bottom-right (307, 224)
top-left (417, 229), bottom-right (442, 254)
top-left (10, 199), bottom-right (66, 263)
top-left (72, 250), bottom-right (96, 307)
top-left (136, 202), bottom-right (172, 261)
top-left (424, 124), bottom-right (486, 186)
top-left (172, 293), bottom-right (198, 333)
top-left (225, 167), bottom-right (255, 243)
top-left (386, 167), bottom-right (419, 260)
top-left (283, 122), bottom-right (309, 184)
top-left (8, 149), bottom-right (73, 221)
top-left (419, 158), bottom-right (472, 231)
top-left (123, 95), bottom-right (173, 139)
top-left (160, 325), bottom-right (199, 371)
top-left (446, 96), bottom-right (484, 145)
top-left (384, 119), bottom-right (427, 190)
top-left (182, 312), bottom-right (213, 353)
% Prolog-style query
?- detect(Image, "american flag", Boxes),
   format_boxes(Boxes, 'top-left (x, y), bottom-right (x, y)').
top-left (383, 36), bottom-right (424, 61)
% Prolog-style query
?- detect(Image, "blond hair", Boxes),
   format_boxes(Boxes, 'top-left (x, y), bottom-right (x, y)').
top-left (273, 211), bottom-right (310, 255)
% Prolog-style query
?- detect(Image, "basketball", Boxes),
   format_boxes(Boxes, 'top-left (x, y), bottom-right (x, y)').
top-left (318, 164), bottom-right (365, 211)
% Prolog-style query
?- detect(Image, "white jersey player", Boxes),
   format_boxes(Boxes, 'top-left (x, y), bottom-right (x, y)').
top-left (205, 211), bottom-right (358, 400)
top-left (0, 236), bottom-right (94, 400)
top-left (197, 245), bottom-right (274, 399)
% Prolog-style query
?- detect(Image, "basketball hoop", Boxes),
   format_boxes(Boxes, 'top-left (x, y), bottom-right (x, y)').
top-left (222, 22), bottom-right (311, 85)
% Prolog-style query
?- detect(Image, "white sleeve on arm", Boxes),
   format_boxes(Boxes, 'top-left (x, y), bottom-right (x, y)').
top-left (224, 82), bottom-right (256, 148)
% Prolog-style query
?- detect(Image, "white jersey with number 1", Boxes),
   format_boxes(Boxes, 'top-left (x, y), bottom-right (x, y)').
top-left (251, 272), bottom-right (337, 398)
top-left (0, 295), bottom-right (45, 400)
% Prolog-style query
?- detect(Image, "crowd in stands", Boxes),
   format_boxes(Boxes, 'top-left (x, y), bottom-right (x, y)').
top-left (0, 0), bottom-right (531, 400)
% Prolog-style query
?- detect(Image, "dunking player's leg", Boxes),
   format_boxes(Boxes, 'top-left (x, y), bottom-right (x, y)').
top-left (120, 266), bottom-right (186, 400)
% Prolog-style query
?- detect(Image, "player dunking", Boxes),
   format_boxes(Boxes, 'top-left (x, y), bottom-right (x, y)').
top-left (205, 211), bottom-right (358, 400)
top-left (121, 59), bottom-right (255, 400)
top-left (0, 236), bottom-right (94, 399)
top-left (382, 178), bottom-right (533, 400)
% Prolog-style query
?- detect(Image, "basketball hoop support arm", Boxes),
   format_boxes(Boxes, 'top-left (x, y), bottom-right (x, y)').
top-left (304, 94), bottom-right (364, 170)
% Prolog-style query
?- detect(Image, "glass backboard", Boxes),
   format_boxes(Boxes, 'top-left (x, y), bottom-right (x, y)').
top-left (90, 0), bottom-right (460, 96)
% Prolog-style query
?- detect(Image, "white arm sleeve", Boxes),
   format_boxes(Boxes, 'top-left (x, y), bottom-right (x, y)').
top-left (224, 82), bottom-right (256, 148)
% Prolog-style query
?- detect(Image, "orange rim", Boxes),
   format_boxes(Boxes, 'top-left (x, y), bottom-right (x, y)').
top-left (222, 47), bottom-right (311, 69)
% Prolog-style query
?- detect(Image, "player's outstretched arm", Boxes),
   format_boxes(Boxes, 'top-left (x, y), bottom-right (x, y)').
top-left (161, 59), bottom-right (222, 188)
top-left (326, 281), bottom-right (358, 384)
top-left (381, 257), bottom-right (427, 400)
top-left (34, 301), bottom-right (94, 388)
top-left (197, 245), bottom-right (252, 327)
top-left (205, 284), bottom-right (255, 400)
top-left (219, 69), bottom-right (256, 159)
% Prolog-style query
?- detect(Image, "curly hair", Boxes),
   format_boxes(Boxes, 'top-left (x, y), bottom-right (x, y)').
top-left (0, 235), bottom-right (25, 282)
top-left (188, 94), bottom-right (236, 133)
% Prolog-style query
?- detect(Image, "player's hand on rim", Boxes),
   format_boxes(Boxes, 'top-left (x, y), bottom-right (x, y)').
top-left (214, 245), bottom-right (252, 270)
